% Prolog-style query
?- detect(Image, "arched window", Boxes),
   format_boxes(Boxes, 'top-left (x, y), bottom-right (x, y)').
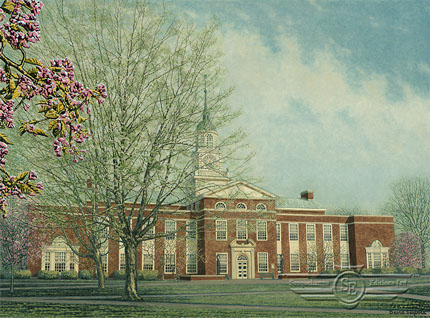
top-left (366, 240), bottom-right (389, 269)
top-left (206, 134), bottom-right (214, 148)
top-left (215, 202), bottom-right (226, 210)
top-left (41, 236), bottom-right (79, 273)
top-left (236, 203), bottom-right (247, 210)
top-left (256, 203), bottom-right (266, 211)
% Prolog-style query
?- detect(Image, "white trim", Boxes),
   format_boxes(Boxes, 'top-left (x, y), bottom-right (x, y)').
top-left (216, 219), bottom-right (227, 241)
top-left (276, 208), bottom-right (327, 212)
top-left (256, 220), bottom-right (267, 241)
top-left (257, 252), bottom-right (269, 273)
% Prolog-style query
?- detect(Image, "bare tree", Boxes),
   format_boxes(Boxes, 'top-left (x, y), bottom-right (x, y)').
top-left (382, 177), bottom-right (430, 268)
top-left (24, 0), bottom-right (251, 300)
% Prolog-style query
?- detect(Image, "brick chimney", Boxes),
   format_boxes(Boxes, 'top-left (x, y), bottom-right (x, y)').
top-left (300, 190), bottom-right (314, 200)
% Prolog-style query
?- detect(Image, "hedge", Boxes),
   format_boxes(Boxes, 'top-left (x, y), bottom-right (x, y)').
top-left (61, 270), bottom-right (78, 280)
top-left (0, 270), bottom-right (8, 279)
top-left (114, 270), bottom-right (126, 280)
top-left (138, 270), bottom-right (158, 281)
top-left (381, 267), bottom-right (398, 274)
top-left (15, 270), bottom-right (32, 279)
top-left (79, 270), bottom-right (93, 280)
top-left (400, 267), bottom-right (419, 274)
top-left (38, 270), bottom-right (60, 279)
top-left (419, 268), bottom-right (430, 275)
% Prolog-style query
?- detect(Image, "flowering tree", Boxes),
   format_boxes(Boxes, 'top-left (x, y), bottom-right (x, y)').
top-left (0, 197), bottom-right (49, 292)
top-left (389, 232), bottom-right (425, 268)
top-left (0, 0), bottom-right (106, 217)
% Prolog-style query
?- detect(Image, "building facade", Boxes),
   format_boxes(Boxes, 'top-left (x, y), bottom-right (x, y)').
top-left (29, 99), bottom-right (395, 279)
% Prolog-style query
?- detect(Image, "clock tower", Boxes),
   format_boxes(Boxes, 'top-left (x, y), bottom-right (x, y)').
top-left (192, 76), bottom-right (230, 196)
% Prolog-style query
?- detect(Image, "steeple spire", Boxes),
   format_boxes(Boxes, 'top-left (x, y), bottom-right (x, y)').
top-left (196, 74), bottom-right (215, 132)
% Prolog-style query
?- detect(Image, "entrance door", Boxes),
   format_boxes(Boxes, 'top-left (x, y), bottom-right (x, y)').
top-left (237, 255), bottom-right (248, 279)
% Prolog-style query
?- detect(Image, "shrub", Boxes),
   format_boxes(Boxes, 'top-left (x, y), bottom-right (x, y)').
top-left (138, 270), bottom-right (158, 281)
top-left (401, 267), bottom-right (419, 274)
top-left (79, 270), bottom-right (94, 280)
top-left (418, 268), bottom-right (430, 275)
top-left (0, 270), bottom-right (8, 279)
top-left (38, 270), bottom-right (60, 279)
top-left (360, 268), bottom-right (373, 275)
top-left (326, 269), bottom-right (339, 275)
top-left (371, 268), bottom-right (382, 274)
top-left (61, 270), bottom-right (78, 280)
top-left (381, 267), bottom-right (397, 274)
top-left (114, 270), bottom-right (126, 280)
top-left (15, 270), bottom-right (31, 279)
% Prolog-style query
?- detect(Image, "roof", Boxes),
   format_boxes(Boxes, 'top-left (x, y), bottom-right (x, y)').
top-left (196, 117), bottom-right (216, 131)
top-left (276, 197), bottom-right (323, 210)
top-left (201, 180), bottom-right (277, 199)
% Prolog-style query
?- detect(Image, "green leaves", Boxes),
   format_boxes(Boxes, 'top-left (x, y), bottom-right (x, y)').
top-left (0, 133), bottom-right (13, 144)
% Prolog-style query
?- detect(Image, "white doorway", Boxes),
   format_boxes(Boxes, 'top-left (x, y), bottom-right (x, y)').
top-left (237, 255), bottom-right (248, 279)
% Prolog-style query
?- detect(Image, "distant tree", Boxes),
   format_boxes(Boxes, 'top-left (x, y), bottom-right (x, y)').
top-left (390, 232), bottom-right (424, 268)
top-left (0, 197), bottom-right (49, 292)
top-left (325, 206), bottom-right (367, 216)
top-left (383, 177), bottom-right (430, 268)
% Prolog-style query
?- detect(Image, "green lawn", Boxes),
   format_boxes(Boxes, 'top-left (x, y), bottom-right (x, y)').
top-left (0, 301), bottom-right (392, 318)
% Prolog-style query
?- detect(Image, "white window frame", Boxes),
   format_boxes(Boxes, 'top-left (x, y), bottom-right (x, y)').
top-left (325, 253), bottom-right (334, 271)
top-left (277, 254), bottom-right (283, 273)
top-left (187, 220), bottom-right (197, 240)
top-left (236, 220), bottom-right (248, 240)
top-left (216, 253), bottom-right (228, 275)
top-left (206, 133), bottom-right (214, 148)
top-left (257, 220), bottom-right (267, 241)
top-left (340, 224), bottom-right (348, 242)
top-left (341, 253), bottom-right (350, 269)
top-left (186, 253), bottom-right (198, 274)
top-left (142, 253), bottom-right (154, 271)
top-left (307, 253), bottom-right (317, 272)
top-left (289, 223), bottom-right (299, 241)
top-left (164, 253), bottom-right (176, 274)
top-left (366, 240), bottom-right (389, 269)
top-left (306, 224), bottom-right (315, 241)
top-left (165, 220), bottom-right (176, 240)
top-left (41, 237), bottom-right (79, 273)
top-left (290, 253), bottom-right (300, 272)
top-left (258, 252), bottom-right (268, 273)
top-left (216, 219), bottom-right (227, 241)
top-left (323, 224), bottom-right (332, 242)
top-left (276, 222), bottom-right (281, 242)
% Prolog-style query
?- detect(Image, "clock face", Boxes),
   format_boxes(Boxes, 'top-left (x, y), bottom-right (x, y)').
top-left (202, 154), bottom-right (216, 166)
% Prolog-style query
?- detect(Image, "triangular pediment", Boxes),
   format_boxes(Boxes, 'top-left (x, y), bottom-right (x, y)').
top-left (201, 180), bottom-right (277, 199)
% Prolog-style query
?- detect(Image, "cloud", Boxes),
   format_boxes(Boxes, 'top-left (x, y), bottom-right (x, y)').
top-left (219, 27), bottom-right (430, 209)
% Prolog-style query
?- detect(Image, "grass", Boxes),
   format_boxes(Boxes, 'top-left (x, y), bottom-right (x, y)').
top-left (0, 301), bottom-right (392, 318)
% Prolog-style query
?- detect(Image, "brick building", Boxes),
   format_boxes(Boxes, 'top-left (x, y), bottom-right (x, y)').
top-left (29, 98), bottom-right (395, 280)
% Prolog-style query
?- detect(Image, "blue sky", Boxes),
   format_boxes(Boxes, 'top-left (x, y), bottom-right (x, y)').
top-left (168, 0), bottom-right (430, 211)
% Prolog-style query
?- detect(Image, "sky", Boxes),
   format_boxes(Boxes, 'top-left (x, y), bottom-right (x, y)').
top-left (167, 0), bottom-right (430, 212)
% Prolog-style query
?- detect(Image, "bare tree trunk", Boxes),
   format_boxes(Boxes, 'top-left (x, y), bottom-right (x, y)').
top-left (9, 264), bottom-right (14, 293)
top-left (94, 253), bottom-right (105, 289)
top-left (123, 243), bottom-right (140, 300)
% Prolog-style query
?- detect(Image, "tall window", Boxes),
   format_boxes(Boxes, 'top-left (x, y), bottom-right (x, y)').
top-left (325, 253), bottom-right (334, 271)
top-left (54, 252), bottom-right (66, 272)
top-left (341, 253), bottom-right (350, 269)
top-left (236, 220), bottom-right (247, 240)
top-left (44, 252), bottom-right (50, 271)
top-left (142, 254), bottom-right (154, 271)
top-left (187, 220), bottom-right (197, 239)
top-left (69, 252), bottom-right (77, 271)
top-left (323, 224), bottom-right (332, 241)
top-left (306, 224), bottom-right (315, 241)
top-left (276, 222), bottom-right (281, 241)
top-left (277, 254), bottom-right (284, 273)
top-left (165, 220), bottom-right (176, 240)
top-left (258, 253), bottom-right (268, 272)
top-left (307, 253), bottom-right (317, 272)
top-left (216, 253), bottom-right (228, 275)
top-left (340, 224), bottom-right (348, 241)
top-left (186, 254), bottom-right (197, 274)
top-left (164, 254), bottom-right (176, 273)
top-left (257, 220), bottom-right (267, 241)
top-left (216, 220), bottom-right (227, 240)
top-left (119, 252), bottom-right (126, 270)
top-left (290, 253), bottom-right (300, 272)
top-left (289, 223), bottom-right (299, 241)
top-left (206, 133), bottom-right (214, 148)
top-left (102, 255), bottom-right (108, 273)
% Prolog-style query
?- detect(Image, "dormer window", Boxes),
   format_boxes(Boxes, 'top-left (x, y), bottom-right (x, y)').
top-left (206, 133), bottom-right (214, 148)
top-left (236, 203), bottom-right (247, 210)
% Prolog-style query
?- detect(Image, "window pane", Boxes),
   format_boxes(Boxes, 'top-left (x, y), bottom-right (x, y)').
top-left (290, 253), bottom-right (300, 272)
top-left (143, 254), bottom-right (153, 271)
top-left (289, 224), bottom-right (298, 241)
top-left (340, 224), bottom-right (348, 241)
top-left (187, 221), bottom-right (197, 239)
top-left (277, 254), bottom-right (283, 273)
top-left (307, 253), bottom-right (317, 272)
top-left (217, 254), bottom-right (228, 274)
top-left (165, 220), bottom-right (176, 240)
top-left (186, 254), bottom-right (197, 274)
top-left (216, 220), bottom-right (227, 240)
top-left (276, 223), bottom-right (281, 242)
top-left (323, 224), bottom-right (332, 241)
top-left (119, 253), bottom-right (126, 270)
top-left (306, 224), bottom-right (315, 241)
top-left (341, 253), bottom-right (350, 269)
top-left (258, 253), bottom-right (268, 272)
top-left (325, 254), bottom-right (334, 271)
top-left (164, 254), bottom-right (175, 273)
top-left (257, 220), bottom-right (267, 240)
top-left (237, 220), bottom-right (247, 240)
